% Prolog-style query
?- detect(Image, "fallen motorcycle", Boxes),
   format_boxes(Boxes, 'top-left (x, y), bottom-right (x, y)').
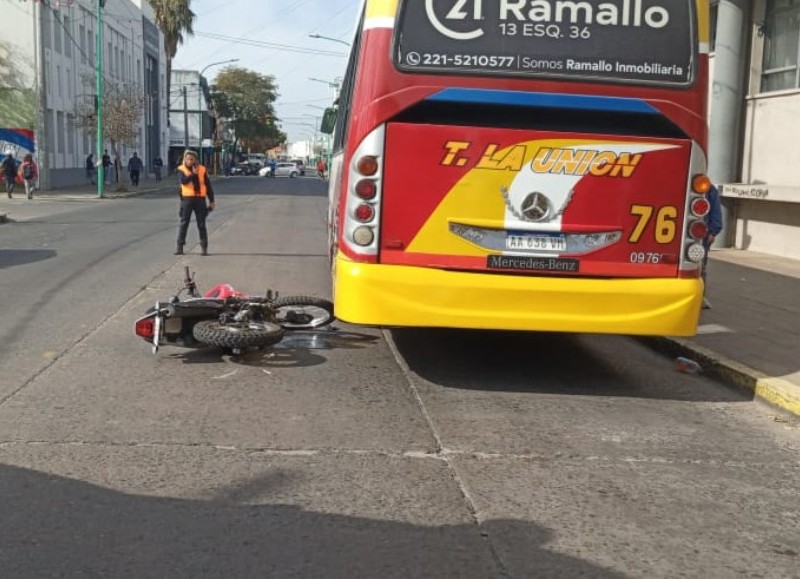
top-left (134, 267), bottom-right (334, 355)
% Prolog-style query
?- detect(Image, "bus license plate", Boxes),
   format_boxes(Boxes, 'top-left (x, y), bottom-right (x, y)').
top-left (506, 234), bottom-right (566, 252)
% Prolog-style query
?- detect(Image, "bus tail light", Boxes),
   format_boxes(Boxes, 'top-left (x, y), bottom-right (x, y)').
top-left (355, 179), bottom-right (377, 200)
top-left (355, 203), bottom-right (375, 222)
top-left (343, 126), bottom-right (385, 258)
top-left (679, 144), bottom-right (709, 276)
top-left (352, 226), bottom-right (374, 246)
top-left (688, 220), bottom-right (707, 240)
top-left (691, 174), bottom-right (712, 194)
top-left (690, 197), bottom-right (710, 217)
top-left (686, 243), bottom-right (705, 263)
top-left (357, 156), bottom-right (379, 176)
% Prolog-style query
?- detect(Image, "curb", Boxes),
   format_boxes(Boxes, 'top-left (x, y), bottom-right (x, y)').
top-left (0, 211), bottom-right (6, 223)
top-left (643, 336), bottom-right (800, 416)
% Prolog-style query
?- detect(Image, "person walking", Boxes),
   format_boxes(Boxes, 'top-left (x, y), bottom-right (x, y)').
top-left (85, 153), bottom-right (96, 184)
top-left (128, 152), bottom-right (143, 187)
top-left (102, 150), bottom-right (111, 184)
top-left (153, 156), bottom-right (163, 183)
top-left (3, 151), bottom-right (17, 198)
top-left (18, 153), bottom-right (38, 199)
top-left (175, 149), bottom-right (215, 256)
top-left (701, 184), bottom-right (723, 309)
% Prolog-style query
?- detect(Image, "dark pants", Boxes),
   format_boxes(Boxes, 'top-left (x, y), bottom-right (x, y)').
top-left (130, 170), bottom-right (140, 186)
top-left (177, 197), bottom-right (209, 249)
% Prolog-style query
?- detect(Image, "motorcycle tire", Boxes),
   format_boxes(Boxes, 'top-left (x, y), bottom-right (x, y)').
top-left (272, 296), bottom-right (335, 329)
top-left (192, 320), bottom-right (285, 350)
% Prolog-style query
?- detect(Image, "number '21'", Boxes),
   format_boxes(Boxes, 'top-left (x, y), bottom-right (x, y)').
top-left (629, 205), bottom-right (678, 244)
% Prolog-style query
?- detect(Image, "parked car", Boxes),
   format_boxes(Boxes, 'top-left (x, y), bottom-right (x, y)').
top-left (230, 162), bottom-right (258, 176)
top-left (258, 165), bottom-right (274, 178)
top-left (289, 159), bottom-right (306, 176)
top-left (274, 162), bottom-right (299, 178)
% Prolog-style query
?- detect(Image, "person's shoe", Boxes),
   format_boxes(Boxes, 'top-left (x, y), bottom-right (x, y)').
top-left (174, 247), bottom-right (184, 255)
top-left (201, 247), bottom-right (209, 256)
top-left (702, 297), bottom-right (711, 310)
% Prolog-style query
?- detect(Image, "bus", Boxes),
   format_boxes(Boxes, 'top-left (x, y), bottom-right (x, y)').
top-left (328, 0), bottom-right (712, 336)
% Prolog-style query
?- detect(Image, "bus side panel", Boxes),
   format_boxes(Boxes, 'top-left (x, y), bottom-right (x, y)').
top-left (380, 123), bottom-right (693, 278)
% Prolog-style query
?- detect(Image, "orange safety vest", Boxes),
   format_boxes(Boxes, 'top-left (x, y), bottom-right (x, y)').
top-left (178, 164), bottom-right (208, 197)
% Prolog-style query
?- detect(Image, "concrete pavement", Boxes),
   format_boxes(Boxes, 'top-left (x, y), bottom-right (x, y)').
top-left (648, 248), bottom-right (800, 416)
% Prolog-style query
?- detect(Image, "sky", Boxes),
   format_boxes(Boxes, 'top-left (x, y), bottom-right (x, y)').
top-left (171, 0), bottom-right (360, 145)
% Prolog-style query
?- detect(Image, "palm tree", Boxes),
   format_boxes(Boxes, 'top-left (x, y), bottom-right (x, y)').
top-left (150, 0), bottom-right (196, 108)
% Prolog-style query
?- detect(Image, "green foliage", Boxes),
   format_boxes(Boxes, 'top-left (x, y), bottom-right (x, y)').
top-left (211, 67), bottom-right (286, 150)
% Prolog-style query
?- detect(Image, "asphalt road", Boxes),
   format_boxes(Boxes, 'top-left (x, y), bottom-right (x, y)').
top-left (0, 175), bottom-right (798, 578)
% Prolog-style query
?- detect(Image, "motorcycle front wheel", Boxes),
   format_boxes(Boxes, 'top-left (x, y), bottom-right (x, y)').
top-left (273, 296), bottom-right (335, 329)
top-left (192, 320), bottom-right (285, 350)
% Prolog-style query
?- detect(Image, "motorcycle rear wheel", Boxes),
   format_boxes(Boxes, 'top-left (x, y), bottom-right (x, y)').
top-left (272, 296), bottom-right (334, 329)
top-left (192, 320), bottom-right (284, 350)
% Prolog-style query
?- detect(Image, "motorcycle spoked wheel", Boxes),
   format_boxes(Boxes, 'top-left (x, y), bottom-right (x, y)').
top-left (192, 320), bottom-right (285, 350)
top-left (272, 296), bottom-right (335, 329)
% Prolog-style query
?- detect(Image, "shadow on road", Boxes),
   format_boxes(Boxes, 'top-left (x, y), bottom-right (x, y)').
top-left (0, 248), bottom-right (57, 268)
top-left (390, 328), bottom-right (751, 403)
top-left (163, 329), bottom-right (380, 369)
top-left (0, 463), bottom-right (625, 578)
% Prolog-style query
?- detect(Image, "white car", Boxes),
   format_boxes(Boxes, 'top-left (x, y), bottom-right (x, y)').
top-left (259, 162), bottom-right (298, 178)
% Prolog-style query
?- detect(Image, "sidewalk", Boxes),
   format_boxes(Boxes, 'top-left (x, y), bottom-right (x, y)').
top-left (647, 248), bottom-right (800, 416)
top-left (0, 180), bottom-right (174, 222)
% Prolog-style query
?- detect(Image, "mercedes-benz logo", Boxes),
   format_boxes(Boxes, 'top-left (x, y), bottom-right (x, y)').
top-left (520, 192), bottom-right (552, 222)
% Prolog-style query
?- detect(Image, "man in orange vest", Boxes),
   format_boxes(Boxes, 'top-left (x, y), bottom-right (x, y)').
top-left (175, 149), bottom-right (216, 255)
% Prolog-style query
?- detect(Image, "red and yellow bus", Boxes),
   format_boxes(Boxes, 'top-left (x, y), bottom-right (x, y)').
top-left (328, 0), bottom-right (713, 336)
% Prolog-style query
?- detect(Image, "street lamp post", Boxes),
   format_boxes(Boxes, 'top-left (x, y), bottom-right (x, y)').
top-left (309, 77), bottom-right (342, 99)
top-left (197, 59), bottom-right (239, 170)
top-left (308, 33), bottom-right (351, 47)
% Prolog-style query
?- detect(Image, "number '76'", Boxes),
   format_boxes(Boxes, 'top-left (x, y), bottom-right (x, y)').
top-left (629, 205), bottom-right (678, 244)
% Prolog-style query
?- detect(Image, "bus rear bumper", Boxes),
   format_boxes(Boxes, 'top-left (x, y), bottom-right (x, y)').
top-left (334, 257), bottom-right (703, 336)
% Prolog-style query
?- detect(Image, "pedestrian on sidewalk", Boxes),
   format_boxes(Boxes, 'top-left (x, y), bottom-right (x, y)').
top-left (153, 156), bottom-right (163, 183)
top-left (18, 153), bottom-right (38, 199)
top-left (175, 149), bottom-right (216, 256)
top-left (85, 153), bottom-right (96, 184)
top-left (102, 150), bottom-right (111, 184)
top-left (702, 184), bottom-right (723, 309)
top-left (128, 152), bottom-right (143, 187)
top-left (3, 151), bottom-right (17, 198)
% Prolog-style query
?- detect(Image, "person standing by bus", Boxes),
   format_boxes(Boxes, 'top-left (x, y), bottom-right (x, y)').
top-left (701, 185), bottom-right (723, 309)
top-left (175, 149), bottom-right (215, 256)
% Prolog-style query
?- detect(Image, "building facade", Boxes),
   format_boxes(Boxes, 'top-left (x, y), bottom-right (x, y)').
top-left (0, 0), bottom-right (167, 189)
top-left (710, 0), bottom-right (800, 259)
top-left (168, 69), bottom-right (214, 171)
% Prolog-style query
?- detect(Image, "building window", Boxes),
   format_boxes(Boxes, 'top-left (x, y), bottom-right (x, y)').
top-left (53, 13), bottom-right (62, 54)
top-left (57, 111), bottom-right (65, 155)
top-left (63, 15), bottom-right (72, 58)
top-left (79, 24), bottom-right (85, 64)
top-left (66, 114), bottom-right (74, 156)
top-left (761, 0), bottom-right (800, 92)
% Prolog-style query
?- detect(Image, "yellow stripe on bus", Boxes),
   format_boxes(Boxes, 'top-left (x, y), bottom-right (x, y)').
top-left (366, 0), bottom-right (398, 20)
top-left (696, 0), bottom-right (710, 46)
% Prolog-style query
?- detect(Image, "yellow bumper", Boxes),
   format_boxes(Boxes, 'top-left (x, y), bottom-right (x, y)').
top-left (334, 256), bottom-right (702, 336)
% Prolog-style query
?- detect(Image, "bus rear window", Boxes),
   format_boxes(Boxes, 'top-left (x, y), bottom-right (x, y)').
top-left (394, 0), bottom-right (696, 86)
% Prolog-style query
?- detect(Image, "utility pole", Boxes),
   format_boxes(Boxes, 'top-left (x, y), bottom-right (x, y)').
top-left (96, 0), bottom-right (106, 198)
top-left (183, 85), bottom-right (189, 150)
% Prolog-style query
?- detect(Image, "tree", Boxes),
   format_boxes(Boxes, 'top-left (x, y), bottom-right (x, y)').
top-left (149, 0), bottom-right (195, 106)
top-left (210, 67), bottom-right (286, 152)
top-left (73, 75), bottom-right (145, 189)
